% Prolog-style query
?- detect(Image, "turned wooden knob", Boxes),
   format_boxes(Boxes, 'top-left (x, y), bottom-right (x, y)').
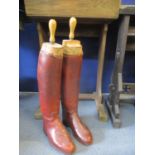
top-left (69, 17), bottom-right (77, 40)
top-left (49, 19), bottom-right (57, 44)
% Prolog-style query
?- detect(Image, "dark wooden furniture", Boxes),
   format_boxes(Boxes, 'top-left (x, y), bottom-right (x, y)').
top-left (107, 5), bottom-right (135, 128)
top-left (23, 0), bottom-right (120, 121)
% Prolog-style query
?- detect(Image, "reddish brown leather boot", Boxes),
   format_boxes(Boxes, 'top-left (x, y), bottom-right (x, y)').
top-left (37, 19), bottom-right (75, 154)
top-left (61, 37), bottom-right (93, 145)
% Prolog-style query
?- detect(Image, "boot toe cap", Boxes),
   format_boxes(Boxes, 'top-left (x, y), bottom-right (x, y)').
top-left (82, 134), bottom-right (93, 145)
top-left (62, 142), bottom-right (76, 154)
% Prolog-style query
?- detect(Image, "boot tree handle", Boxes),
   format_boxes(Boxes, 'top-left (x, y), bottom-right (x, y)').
top-left (69, 17), bottom-right (77, 40)
top-left (49, 19), bottom-right (57, 44)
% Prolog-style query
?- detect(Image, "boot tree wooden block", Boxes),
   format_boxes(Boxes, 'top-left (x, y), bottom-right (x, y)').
top-left (63, 17), bottom-right (83, 56)
top-left (41, 19), bottom-right (63, 57)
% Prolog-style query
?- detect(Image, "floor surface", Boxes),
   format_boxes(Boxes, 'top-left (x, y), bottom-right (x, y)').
top-left (19, 93), bottom-right (135, 155)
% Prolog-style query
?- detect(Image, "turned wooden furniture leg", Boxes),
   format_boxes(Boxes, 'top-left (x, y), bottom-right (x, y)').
top-left (95, 24), bottom-right (108, 121)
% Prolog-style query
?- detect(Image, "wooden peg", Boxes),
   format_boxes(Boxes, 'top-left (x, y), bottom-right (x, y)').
top-left (49, 19), bottom-right (57, 44)
top-left (69, 17), bottom-right (77, 40)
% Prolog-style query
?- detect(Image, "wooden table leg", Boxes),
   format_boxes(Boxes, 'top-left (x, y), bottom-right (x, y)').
top-left (34, 22), bottom-right (45, 119)
top-left (37, 23), bottom-right (46, 47)
top-left (95, 24), bottom-right (108, 121)
top-left (107, 16), bottom-right (130, 128)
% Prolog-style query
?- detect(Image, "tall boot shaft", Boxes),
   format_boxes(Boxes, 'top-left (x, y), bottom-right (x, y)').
top-left (62, 17), bottom-right (83, 110)
top-left (37, 43), bottom-right (63, 117)
top-left (62, 54), bottom-right (82, 112)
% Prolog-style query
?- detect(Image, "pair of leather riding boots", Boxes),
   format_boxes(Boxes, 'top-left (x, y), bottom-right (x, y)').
top-left (37, 40), bottom-right (93, 154)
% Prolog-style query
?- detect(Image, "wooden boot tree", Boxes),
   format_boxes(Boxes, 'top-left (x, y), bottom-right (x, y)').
top-left (62, 17), bottom-right (83, 56)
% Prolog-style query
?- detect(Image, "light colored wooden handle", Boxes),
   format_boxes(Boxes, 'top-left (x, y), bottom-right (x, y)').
top-left (69, 17), bottom-right (77, 40)
top-left (49, 19), bottom-right (57, 44)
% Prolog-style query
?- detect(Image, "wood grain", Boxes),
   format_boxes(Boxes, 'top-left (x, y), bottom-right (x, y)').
top-left (24, 0), bottom-right (120, 19)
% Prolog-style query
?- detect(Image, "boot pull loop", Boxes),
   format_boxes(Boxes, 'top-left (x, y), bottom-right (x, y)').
top-left (49, 19), bottom-right (57, 44)
top-left (69, 17), bottom-right (77, 40)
